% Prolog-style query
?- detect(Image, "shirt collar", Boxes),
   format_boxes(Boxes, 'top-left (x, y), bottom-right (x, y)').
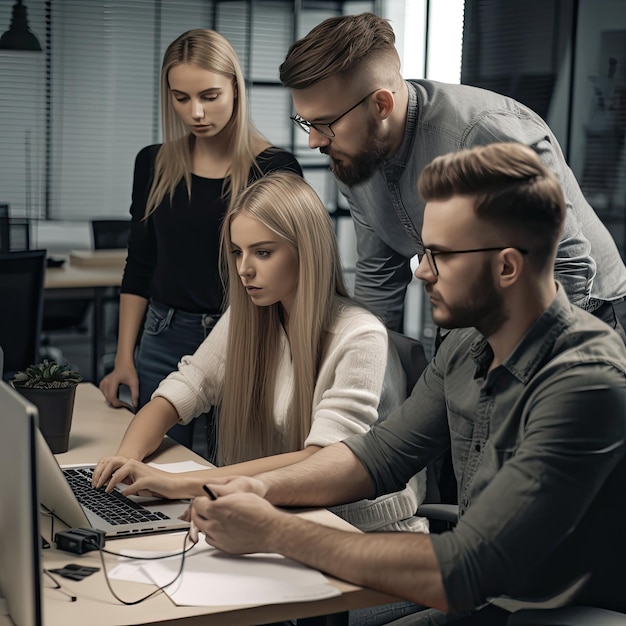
top-left (386, 81), bottom-right (418, 169)
top-left (470, 284), bottom-right (572, 383)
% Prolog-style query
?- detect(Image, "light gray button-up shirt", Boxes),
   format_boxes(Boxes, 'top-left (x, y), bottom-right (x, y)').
top-left (338, 80), bottom-right (626, 330)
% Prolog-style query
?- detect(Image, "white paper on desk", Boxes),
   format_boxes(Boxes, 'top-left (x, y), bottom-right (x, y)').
top-left (148, 460), bottom-right (211, 472)
top-left (107, 540), bottom-right (209, 585)
top-left (110, 541), bottom-right (340, 606)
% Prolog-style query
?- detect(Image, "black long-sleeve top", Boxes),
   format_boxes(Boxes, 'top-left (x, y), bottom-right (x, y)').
top-left (121, 144), bottom-right (302, 314)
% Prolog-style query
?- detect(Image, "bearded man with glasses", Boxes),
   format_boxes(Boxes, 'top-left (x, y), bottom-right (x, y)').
top-left (190, 143), bottom-right (626, 626)
top-left (281, 12), bottom-right (626, 349)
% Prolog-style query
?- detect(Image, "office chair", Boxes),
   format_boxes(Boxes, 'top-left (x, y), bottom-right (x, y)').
top-left (8, 218), bottom-right (31, 251)
top-left (41, 219), bottom-right (130, 367)
top-left (91, 219), bottom-right (131, 250)
top-left (0, 203), bottom-right (10, 252)
top-left (386, 330), bottom-right (458, 530)
top-left (0, 250), bottom-right (46, 381)
top-left (387, 329), bottom-right (428, 397)
top-left (0, 203), bottom-right (31, 253)
top-left (90, 219), bottom-right (130, 378)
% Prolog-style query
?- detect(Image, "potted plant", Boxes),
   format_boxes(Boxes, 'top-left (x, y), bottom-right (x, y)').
top-left (11, 360), bottom-right (83, 453)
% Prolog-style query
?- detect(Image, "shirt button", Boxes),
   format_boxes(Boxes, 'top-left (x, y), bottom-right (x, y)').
top-left (475, 443), bottom-right (481, 452)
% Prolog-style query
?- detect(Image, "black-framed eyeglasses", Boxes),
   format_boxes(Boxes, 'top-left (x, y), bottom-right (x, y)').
top-left (290, 89), bottom-right (379, 138)
top-left (424, 247), bottom-right (529, 276)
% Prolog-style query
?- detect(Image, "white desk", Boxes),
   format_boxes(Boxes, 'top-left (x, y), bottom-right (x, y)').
top-left (39, 384), bottom-right (399, 626)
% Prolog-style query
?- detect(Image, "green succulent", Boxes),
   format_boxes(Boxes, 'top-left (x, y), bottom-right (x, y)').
top-left (12, 359), bottom-right (82, 389)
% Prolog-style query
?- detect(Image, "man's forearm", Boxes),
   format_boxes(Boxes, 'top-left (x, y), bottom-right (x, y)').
top-left (258, 442), bottom-right (375, 507)
top-left (267, 513), bottom-right (448, 612)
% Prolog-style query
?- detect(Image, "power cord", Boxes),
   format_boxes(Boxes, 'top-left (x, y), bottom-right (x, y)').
top-left (86, 531), bottom-right (196, 606)
top-left (42, 509), bottom-right (197, 606)
top-left (43, 569), bottom-right (77, 602)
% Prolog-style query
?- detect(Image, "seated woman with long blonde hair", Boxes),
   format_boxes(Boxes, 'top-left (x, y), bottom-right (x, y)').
top-left (93, 172), bottom-right (426, 533)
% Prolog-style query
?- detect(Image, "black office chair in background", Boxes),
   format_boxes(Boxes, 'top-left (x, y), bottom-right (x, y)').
top-left (91, 219), bottom-right (131, 378)
top-left (91, 219), bottom-right (131, 250)
top-left (0, 203), bottom-right (10, 252)
top-left (0, 202), bottom-right (31, 253)
top-left (0, 250), bottom-right (46, 381)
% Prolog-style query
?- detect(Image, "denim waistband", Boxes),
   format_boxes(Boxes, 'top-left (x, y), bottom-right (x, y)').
top-left (150, 299), bottom-right (221, 328)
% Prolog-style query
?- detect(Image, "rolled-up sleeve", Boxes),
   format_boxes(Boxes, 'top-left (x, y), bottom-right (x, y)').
top-left (431, 366), bottom-right (626, 613)
top-left (343, 351), bottom-right (451, 493)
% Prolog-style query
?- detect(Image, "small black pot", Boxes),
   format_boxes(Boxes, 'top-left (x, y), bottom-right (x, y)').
top-left (12, 384), bottom-right (78, 453)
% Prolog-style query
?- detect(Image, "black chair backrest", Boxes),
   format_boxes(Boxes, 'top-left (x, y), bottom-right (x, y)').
top-left (9, 219), bottom-right (31, 251)
top-left (91, 219), bottom-right (131, 250)
top-left (0, 250), bottom-right (46, 380)
top-left (387, 329), bottom-right (458, 513)
top-left (387, 329), bottom-right (428, 396)
top-left (0, 203), bottom-right (9, 253)
top-left (0, 217), bottom-right (9, 253)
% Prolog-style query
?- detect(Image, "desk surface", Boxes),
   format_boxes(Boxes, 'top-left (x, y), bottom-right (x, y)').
top-left (37, 384), bottom-right (398, 626)
top-left (44, 250), bottom-right (124, 290)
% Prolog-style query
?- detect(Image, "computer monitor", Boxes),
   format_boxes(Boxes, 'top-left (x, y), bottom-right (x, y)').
top-left (0, 380), bottom-right (42, 626)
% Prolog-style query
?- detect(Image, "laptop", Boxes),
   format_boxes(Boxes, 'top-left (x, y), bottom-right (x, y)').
top-left (0, 381), bottom-right (42, 626)
top-left (37, 422), bottom-right (190, 538)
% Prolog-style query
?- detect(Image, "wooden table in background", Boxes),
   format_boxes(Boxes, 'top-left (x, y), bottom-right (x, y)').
top-left (44, 250), bottom-right (125, 383)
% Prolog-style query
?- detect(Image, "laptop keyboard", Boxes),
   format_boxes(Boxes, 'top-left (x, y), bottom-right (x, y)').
top-left (63, 467), bottom-right (170, 526)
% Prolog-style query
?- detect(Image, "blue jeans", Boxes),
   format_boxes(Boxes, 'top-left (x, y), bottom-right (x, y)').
top-left (382, 605), bottom-right (511, 625)
top-left (349, 602), bottom-right (425, 626)
top-left (136, 300), bottom-right (218, 456)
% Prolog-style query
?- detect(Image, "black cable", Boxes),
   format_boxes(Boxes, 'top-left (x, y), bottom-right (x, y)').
top-left (43, 569), bottom-right (77, 602)
top-left (89, 531), bottom-right (196, 606)
top-left (40, 508), bottom-right (55, 541)
top-left (43, 508), bottom-right (197, 605)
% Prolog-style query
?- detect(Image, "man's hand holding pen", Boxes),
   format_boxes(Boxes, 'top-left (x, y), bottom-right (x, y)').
top-left (190, 483), bottom-right (283, 555)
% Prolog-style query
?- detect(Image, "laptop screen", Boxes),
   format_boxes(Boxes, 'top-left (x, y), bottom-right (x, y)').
top-left (0, 381), bottom-right (42, 626)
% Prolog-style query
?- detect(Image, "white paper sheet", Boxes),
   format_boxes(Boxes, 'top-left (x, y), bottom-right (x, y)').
top-left (108, 539), bottom-right (340, 607)
top-left (148, 460), bottom-right (211, 473)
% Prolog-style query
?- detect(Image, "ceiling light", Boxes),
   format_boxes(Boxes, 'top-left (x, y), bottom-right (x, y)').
top-left (0, 0), bottom-right (42, 52)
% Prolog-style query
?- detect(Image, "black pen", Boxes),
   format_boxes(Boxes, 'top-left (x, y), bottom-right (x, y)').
top-left (202, 484), bottom-right (217, 500)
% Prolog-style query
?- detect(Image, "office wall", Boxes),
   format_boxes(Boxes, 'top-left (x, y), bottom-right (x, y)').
top-left (570, 0), bottom-right (626, 257)
top-left (461, 0), bottom-right (626, 259)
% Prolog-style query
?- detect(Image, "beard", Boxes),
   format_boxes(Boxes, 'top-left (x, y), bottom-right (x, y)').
top-left (429, 265), bottom-right (508, 337)
top-left (326, 117), bottom-right (390, 187)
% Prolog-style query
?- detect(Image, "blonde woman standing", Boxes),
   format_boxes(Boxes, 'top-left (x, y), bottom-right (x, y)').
top-left (99, 30), bottom-right (301, 453)
top-left (94, 172), bottom-right (426, 536)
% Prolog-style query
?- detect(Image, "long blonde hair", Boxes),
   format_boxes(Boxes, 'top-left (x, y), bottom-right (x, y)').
top-left (217, 172), bottom-right (349, 465)
top-left (145, 29), bottom-right (265, 218)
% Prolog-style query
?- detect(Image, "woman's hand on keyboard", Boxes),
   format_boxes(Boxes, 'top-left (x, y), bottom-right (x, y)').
top-left (102, 459), bottom-right (186, 500)
top-left (91, 455), bottom-right (130, 489)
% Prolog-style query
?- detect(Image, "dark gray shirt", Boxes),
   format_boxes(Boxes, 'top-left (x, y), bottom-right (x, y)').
top-left (344, 287), bottom-right (626, 614)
